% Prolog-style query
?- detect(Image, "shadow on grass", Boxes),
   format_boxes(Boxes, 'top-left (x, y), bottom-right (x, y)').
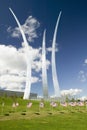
top-left (34, 112), bottom-right (40, 115)
top-left (4, 113), bottom-right (10, 116)
top-left (48, 112), bottom-right (52, 115)
top-left (21, 112), bottom-right (26, 115)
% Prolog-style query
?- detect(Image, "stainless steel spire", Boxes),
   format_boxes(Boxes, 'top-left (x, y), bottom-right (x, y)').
top-left (52, 12), bottom-right (62, 98)
top-left (9, 8), bottom-right (32, 99)
top-left (42, 30), bottom-right (48, 99)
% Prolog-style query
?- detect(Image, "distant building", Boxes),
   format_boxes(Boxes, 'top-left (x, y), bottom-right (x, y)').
top-left (0, 89), bottom-right (37, 99)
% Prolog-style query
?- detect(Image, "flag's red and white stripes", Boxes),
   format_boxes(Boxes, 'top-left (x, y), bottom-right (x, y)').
top-left (60, 102), bottom-right (67, 107)
top-left (39, 102), bottom-right (44, 108)
top-left (50, 102), bottom-right (57, 107)
top-left (27, 102), bottom-right (32, 108)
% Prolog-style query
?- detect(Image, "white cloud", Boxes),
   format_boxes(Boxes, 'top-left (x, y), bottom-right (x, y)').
top-left (7, 16), bottom-right (40, 42)
top-left (0, 44), bottom-right (50, 91)
top-left (78, 70), bottom-right (87, 82)
top-left (78, 59), bottom-right (87, 82)
top-left (47, 47), bottom-right (52, 52)
top-left (0, 45), bottom-right (26, 72)
top-left (78, 96), bottom-right (87, 101)
top-left (61, 88), bottom-right (82, 96)
top-left (49, 89), bottom-right (82, 98)
top-left (84, 59), bottom-right (87, 64)
top-left (32, 59), bottom-right (50, 72)
top-left (47, 47), bottom-right (58, 52)
top-left (1, 74), bottom-right (38, 85)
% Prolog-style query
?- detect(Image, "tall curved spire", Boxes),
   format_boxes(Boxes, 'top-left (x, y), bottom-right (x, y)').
top-left (51, 12), bottom-right (62, 98)
top-left (42, 30), bottom-right (48, 99)
top-left (9, 8), bottom-right (32, 99)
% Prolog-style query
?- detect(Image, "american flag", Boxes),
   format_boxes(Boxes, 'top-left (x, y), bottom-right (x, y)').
top-left (68, 102), bottom-right (76, 106)
top-left (77, 102), bottom-right (84, 106)
top-left (16, 102), bottom-right (19, 106)
top-left (12, 103), bottom-right (16, 108)
top-left (50, 102), bottom-right (57, 107)
top-left (27, 102), bottom-right (32, 108)
top-left (60, 102), bottom-right (67, 107)
top-left (39, 102), bottom-right (44, 108)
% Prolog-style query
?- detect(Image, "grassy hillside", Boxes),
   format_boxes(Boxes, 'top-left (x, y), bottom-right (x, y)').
top-left (0, 97), bottom-right (87, 130)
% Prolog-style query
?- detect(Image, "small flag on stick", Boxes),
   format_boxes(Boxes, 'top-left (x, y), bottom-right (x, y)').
top-left (12, 103), bottom-right (16, 108)
top-left (39, 102), bottom-right (44, 108)
top-left (50, 101), bottom-right (57, 107)
top-left (16, 102), bottom-right (19, 106)
top-left (60, 102), bottom-right (67, 107)
top-left (27, 102), bottom-right (32, 108)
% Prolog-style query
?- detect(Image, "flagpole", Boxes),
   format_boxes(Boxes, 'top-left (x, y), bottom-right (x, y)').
top-left (1, 102), bottom-right (4, 115)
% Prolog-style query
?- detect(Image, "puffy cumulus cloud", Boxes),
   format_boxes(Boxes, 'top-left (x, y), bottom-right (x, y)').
top-left (78, 59), bottom-right (87, 82)
top-left (0, 74), bottom-right (39, 91)
top-left (61, 89), bottom-right (82, 96)
top-left (46, 47), bottom-right (58, 52)
top-left (0, 44), bottom-right (50, 91)
top-left (0, 82), bottom-right (23, 91)
top-left (0, 45), bottom-right (26, 72)
top-left (78, 70), bottom-right (87, 82)
top-left (32, 59), bottom-right (50, 72)
top-left (78, 96), bottom-right (87, 101)
top-left (84, 59), bottom-right (87, 64)
top-left (0, 44), bottom-right (50, 73)
top-left (7, 16), bottom-right (40, 42)
top-left (0, 75), bottom-right (25, 83)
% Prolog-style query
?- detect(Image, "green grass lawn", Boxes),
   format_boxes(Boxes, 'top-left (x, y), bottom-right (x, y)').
top-left (0, 97), bottom-right (87, 130)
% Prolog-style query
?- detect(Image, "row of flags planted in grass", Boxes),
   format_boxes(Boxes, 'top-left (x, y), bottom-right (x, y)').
top-left (60, 102), bottom-right (85, 107)
top-left (50, 101), bottom-right (85, 107)
top-left (1, 101), bottom-right (86, 108)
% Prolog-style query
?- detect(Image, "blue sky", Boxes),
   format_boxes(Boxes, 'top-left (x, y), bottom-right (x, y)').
top-left (0, 0), bottom-right (87, 97)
